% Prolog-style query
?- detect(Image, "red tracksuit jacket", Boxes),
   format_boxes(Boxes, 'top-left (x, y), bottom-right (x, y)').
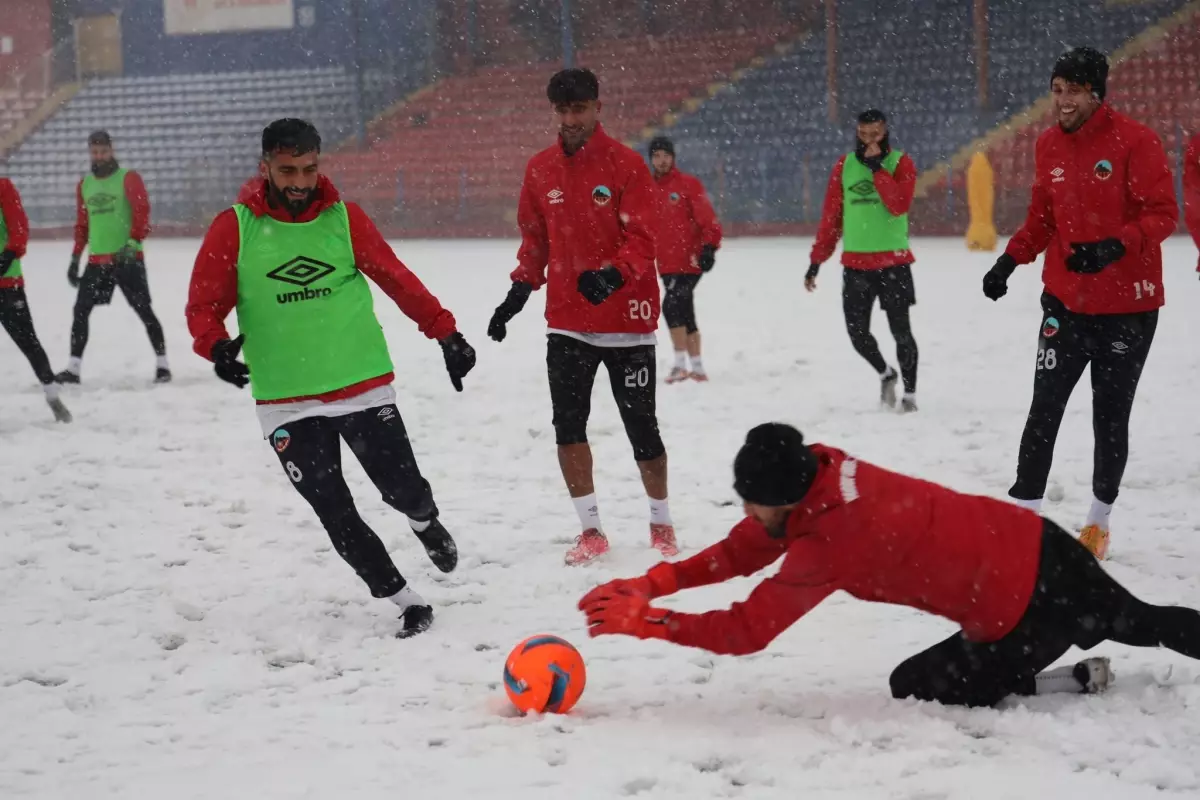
top-left (810, 152), bottom-right (917, 269)
top-left (1004, 105), bottom-right (1177, 315)
top-left (74, 171), bottom-right (152, 265)
top-left (185, 176), bottom-right (457, 404)
top-left (1184, 132), bottom-right (1200, 270)
top-left (652, 166), bottom-right (722, 276)
top-left (650, 445), bottom-right (1043, 655)
top-left (513, 123), bottom-right (661, 334)
top-left (0, 178), bottom-right (29, 290)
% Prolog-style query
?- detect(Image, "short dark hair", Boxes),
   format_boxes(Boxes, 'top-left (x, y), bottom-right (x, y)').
top-left (88, 130), bottom-right (112, 146)
top-left (262, 118), bottom-right (321, 157)
top-left (547, 68), bottom-right (600, 106)
top-left (857, 108), bottom-right (887, 125)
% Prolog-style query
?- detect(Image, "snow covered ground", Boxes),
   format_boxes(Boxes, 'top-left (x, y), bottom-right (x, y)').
top-left (3, 235), bottom-right (1200, 799)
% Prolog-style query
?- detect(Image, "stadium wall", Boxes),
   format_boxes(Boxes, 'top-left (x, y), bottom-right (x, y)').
top-left (0, 0), bottom-right (53, 77)
top-left (69, 0), bottom-right (434, 77)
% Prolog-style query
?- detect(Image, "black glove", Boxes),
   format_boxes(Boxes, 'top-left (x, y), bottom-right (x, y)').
top-left (1065, 239), bottom-right (1125, 274)
top-left (982, 253), bottom-right (1017, 301)
top-left (113, 242), bottom-right (141, 268)
top-left (0, 249), bottom-right (15, 277)
top-left (211, 334), bottom-right (250, 388)
top-left (67, 255), bottom-right (81, 288)
top-left (488, 281), bottom-right (533, 342)
top-left (855, 138), bottom-right (890, 169)
top-left (577, 265), bottom-right (624, 305)
top-left (440, 331), bottom-right (476, 392)
top-left (697, 244), bottom-right (717, 273)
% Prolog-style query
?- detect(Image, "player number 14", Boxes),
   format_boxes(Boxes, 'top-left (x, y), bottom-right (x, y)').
top-left (1133, 280), bottom-right (1157, 301)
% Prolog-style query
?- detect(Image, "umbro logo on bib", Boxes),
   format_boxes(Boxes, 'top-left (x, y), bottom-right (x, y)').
top-left (268, 256), bottom-right (336, 305)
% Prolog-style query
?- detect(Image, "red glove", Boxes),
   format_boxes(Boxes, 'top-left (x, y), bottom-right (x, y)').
top-left (581, 589), bottom-right (672, 640)
top-left (577, 562), bottom-right (679, 610)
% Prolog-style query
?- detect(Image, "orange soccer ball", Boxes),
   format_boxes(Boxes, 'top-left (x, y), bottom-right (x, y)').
top-left (502, 634), bottom-right (586, 715)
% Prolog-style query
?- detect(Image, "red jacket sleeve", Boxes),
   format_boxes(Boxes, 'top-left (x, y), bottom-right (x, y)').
top-left (873, 153), bottom-right (916, 216)
top-left (512, 161), bottom-right (549, 288)
top-left (608, 156), bottom-right (659, 283)
top-left (661, 572), bottom-right (836, 656)
top-left (186, 209), bottom-right (240, 361)
top-left (1186, 135), bottom-right (1200, 267)
top-left (0, 179), bottom-right (29, 257)
top-left (810, 156), bottom-right (845, 265)
top-left (1004, 140), bottom-right (1056, 264)
top-left (687, 176), bottom-right (722, 248)
top-left (124, 171), bottom-right (151, 242)
top-left (73, 180), bottom-right (88, 257)
top-left (667, 517), bottom-right (790, 591)
top-left (347, 202), bottom-right (457, 341)
top-left (1117, 128), bottom-right (1178, 257)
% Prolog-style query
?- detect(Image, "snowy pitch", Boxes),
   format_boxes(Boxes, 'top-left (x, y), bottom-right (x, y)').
top-left (3, 237), bottom-right (1200, 798)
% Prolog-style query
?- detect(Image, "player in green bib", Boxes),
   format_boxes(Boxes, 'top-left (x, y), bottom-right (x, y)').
top-left (56, 130), bottom-right (170, 385)
top-left (805, 109), bottom-right (921, 413)
top-left (186, 119), bottom-right (477, 639)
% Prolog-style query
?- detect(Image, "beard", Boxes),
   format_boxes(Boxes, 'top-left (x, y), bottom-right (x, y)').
top-left (91, 158), bottom-right (119, 178)
top-left (268, 180), bottom-right (316, 215)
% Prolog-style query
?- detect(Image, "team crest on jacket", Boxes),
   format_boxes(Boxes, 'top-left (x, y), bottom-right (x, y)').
top-left (591, 185), bottom-right (612, 206)
top-left (668, 192), bottom-right (680, 204)
top-left (1093, 159), bottom-right (1113, 180)
top-left (1042, 317), bottom-right (1060, 339)
top-left (273, 428), bottom-right (291, 453)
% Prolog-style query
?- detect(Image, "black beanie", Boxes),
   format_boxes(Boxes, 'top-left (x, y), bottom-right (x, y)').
top-left (733, 423), bottom-right (820, 506)
top-left (648, 136), bottom-right (675, 157)
top-left (1051, 46), bottom-right (1108, 100)
top-left (87, 130), bottom-right (112, 147)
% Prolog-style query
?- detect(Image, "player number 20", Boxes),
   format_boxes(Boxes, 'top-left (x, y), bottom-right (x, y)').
top-left (1036, 347), bottom-right (1057, 371)
top-left (1132, 280), bottom-right (1157, 301)
top-left (628, 300), bottom-right (653, 320)
top-left (624, 367), bottom-right (649, 388)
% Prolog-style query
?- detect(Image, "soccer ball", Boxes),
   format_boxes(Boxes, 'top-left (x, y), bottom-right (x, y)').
top-left (503, 634), bottom-right (586, 714)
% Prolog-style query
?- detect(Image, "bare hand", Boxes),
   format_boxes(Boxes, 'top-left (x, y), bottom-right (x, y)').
top-left (804, 276), bottom-right (817, 293)
top-left (863, 142), bottom-right (882, 158)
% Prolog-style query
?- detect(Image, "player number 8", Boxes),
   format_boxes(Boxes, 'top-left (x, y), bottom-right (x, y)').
top-left (285, 461), bottom-right (303, 483)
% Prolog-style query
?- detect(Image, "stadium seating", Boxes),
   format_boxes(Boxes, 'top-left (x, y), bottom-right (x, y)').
top-left (3, 68), bottom-right (355, 226)
top-left (0, 89), bottom-right (47, 141)
top-left (323, 27), bottom-right (789, 232)
top-left (922, 5), bottom-right (1200, 234)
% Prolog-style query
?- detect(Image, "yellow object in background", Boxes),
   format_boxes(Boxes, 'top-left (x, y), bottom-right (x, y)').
top-left (965, 151), bottom-right (998, 251)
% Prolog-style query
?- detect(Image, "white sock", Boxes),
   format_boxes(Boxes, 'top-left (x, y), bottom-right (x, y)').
top-left (388, 585), bottom-right (427, 612)
top-left (572, 493), bottom-right (601, 531)
top-left (649, 497), bottom-right (672, 525)
top-left (43, 382), bottom-right (60, 400)
top-left (1035, 664), bottom-right (1084, 695)
top-left (156, 355), bottom-right (170, 370)
top-left (903, 391), bottom-right (916, 401)
top-left (1086, 497), bottom-right (1113, 530)
top-left (880, 365), bottom-right (895, 379)
top-left (408, 517), bottom-right (431, 532)
top-left (67, 356), bottom-right (82, 375)
top-left (673, 350), bottom-right (687, 370)
top-left (689, 356), bottom-right (704, 373)
top-left (1012, 496), bottom-right (1043, 513)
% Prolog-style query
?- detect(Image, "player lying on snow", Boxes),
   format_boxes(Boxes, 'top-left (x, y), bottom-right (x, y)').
top-left (579, 424), bottom-right (1200, 706)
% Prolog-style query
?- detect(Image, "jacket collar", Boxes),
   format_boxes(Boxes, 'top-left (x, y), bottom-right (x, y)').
top-left (1058, 103), bottom-right (1113, 144)
top-left (558, 122), bottom-right (612, 165)
top-left (236, 174), bottom-right (342, 223)
top-left (783, 446), bottom-right (848, 537)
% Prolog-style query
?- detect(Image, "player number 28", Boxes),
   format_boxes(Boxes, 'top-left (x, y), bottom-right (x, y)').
top-left (1132, 280), bottom-right (1157, 301)
top-left (628, 299), bottom-right (653, 320)
top-left (1036, 348), bottom-right (1057, 371)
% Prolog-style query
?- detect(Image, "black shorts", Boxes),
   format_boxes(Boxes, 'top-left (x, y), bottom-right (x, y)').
top-left (843, 263), bottom-right (916, 312)
top-left (78, 258), bottom-right (151, 307)
top-left (661, 273), bottom-right (701, 332)
top-left (546, 333), bottom-right (664, 461)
